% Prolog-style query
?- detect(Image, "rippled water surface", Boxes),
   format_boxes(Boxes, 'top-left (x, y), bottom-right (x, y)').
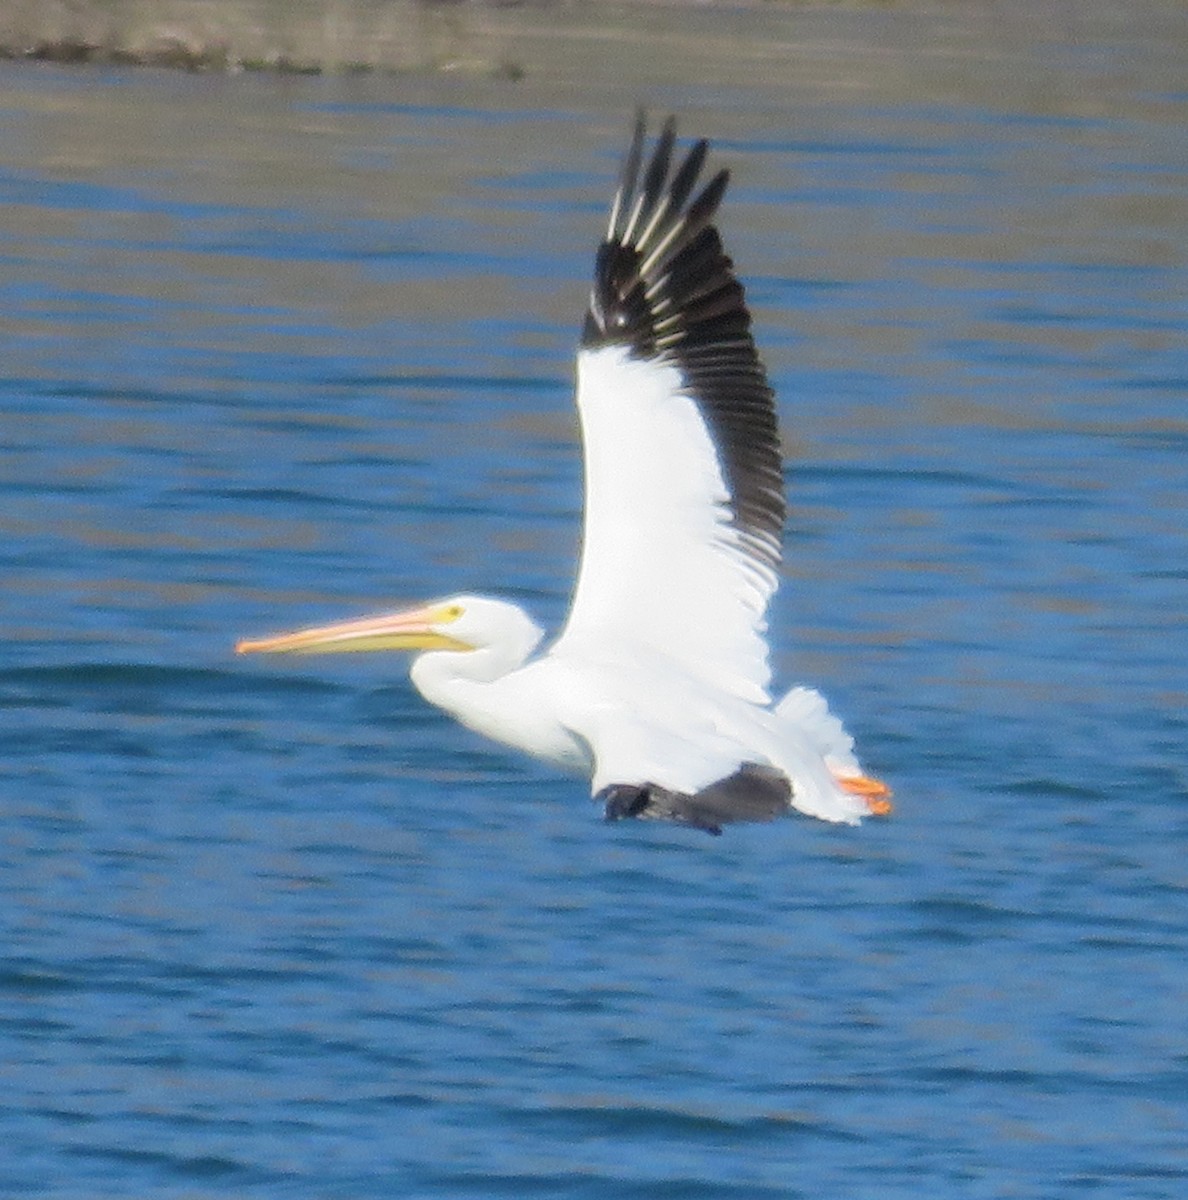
top-left (2, 5), bottom-right (1187, 1196)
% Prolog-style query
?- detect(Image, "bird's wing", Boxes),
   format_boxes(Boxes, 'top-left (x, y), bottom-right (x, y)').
top-left (552, 114), bottom-right (785, 704)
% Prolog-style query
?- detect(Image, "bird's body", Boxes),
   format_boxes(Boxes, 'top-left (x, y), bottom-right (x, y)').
top-left (238, 114), bottom-right (890, 834)
top-left (399, 595), bottom-right (875, 827)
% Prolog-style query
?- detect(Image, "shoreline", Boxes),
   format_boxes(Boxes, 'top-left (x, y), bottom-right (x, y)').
top-left (0, 0), bottom-right (994, 81)
top-left (3, 1), bottom-right (1181, 104)
top-left (0, 1), bottom-right (779, 79)
top-left (0, 0), bottom-right (517, 78)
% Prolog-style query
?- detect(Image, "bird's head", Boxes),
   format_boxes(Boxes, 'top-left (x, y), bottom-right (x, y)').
top-left (236, 594), bottom-right (543, 667)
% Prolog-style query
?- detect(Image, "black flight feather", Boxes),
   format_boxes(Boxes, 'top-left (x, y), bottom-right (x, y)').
top-left (600, 765), bottom-right (792, 836)
top-left (581, 113), bottom-right (785, 576)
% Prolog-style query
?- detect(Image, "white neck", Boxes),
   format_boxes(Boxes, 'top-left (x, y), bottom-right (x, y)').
top-left (410, 640), bottom-right (529, 701)
top-left (406, 628), bottom-right (584, 772)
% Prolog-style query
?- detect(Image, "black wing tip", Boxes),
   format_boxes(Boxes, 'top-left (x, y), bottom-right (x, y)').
top-left (581, 114), bottom-right (758, 374)
top-left (582, 112), bottom-right (786, 568)
top-left (584, 112), bottom-right (734, 355)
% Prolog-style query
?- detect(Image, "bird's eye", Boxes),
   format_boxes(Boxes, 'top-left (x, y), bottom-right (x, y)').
top-left (442, 603), bottom-right (464, 622)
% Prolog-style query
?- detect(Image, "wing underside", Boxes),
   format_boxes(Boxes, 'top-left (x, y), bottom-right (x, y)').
top-left (555, 114), bottom-right (786, 706)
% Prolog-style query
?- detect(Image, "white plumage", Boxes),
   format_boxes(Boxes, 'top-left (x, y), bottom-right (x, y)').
top-left (559, 345), bottom-right (774, 704)
top-left (237, 114), bottom-right (890, 835)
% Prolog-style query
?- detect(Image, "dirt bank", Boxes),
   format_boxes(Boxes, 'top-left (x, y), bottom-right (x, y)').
top-left (0, 0), bottom-right (960, 79)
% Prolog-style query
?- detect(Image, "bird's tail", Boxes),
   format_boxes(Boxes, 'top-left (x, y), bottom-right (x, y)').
top-left (775, 686), bottom-right (859, 774)
top-left (773, 687), bottom-right (891, 822)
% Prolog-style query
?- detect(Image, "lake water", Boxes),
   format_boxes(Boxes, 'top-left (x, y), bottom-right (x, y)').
top-left (1, 3), bottom-right (1186, 1196)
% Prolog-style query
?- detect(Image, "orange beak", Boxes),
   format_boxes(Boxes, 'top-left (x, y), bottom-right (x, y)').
top-left (236, 602), bottom-right (470, 656)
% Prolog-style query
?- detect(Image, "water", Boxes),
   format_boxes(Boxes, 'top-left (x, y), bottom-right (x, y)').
top-left (2, 5), bottom-right (1187, 1196)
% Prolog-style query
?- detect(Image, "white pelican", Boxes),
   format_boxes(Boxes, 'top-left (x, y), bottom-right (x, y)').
top-left (237, 114), bottom-right (890, 835)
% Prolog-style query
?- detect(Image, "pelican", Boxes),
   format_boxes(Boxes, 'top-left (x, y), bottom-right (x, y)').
top-left (237, 114), bottom-right (890, 835)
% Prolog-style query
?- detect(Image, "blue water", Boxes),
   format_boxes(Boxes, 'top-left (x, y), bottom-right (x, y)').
top-left (2, 29), bottom-right (1187, 1200)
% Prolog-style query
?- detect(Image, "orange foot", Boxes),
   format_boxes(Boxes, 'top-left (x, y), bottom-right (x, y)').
top-left (836, 772), bottom-right (894, 816)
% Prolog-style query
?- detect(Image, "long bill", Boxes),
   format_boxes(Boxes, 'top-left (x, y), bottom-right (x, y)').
top-left (235, 603), bottom-right (470, 656)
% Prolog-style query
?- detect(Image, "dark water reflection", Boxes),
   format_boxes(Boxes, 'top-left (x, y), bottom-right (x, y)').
top-left (2, 5), bottom-right (1187, 1197)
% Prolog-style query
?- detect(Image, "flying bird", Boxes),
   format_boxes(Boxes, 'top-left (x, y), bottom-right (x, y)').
top-left (237, 113), bottom-right (890, 835)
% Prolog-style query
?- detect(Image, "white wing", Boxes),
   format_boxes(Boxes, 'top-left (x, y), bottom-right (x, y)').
top-left (553, 115), bottom-right (785, 707)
